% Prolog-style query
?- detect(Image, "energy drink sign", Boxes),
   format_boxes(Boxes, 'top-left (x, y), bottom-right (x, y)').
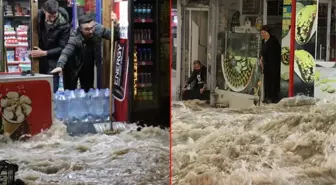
top-left (280, 0), bottom-right (319, 97)
top-left (113, 42), bottom-right (127, 100)
top-left (113, 0), bottom-right (129, 122)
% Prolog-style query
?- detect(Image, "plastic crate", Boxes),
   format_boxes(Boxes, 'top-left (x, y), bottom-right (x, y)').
top-left (0, 160), bottom-right (18, 185)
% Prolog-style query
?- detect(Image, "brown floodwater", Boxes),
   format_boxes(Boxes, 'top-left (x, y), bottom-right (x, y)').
top-left (172, 97), bottom-right (336, 185)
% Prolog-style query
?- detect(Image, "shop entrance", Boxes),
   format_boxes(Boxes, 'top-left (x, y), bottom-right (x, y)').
top-left (181, 7), bottom-right (209, 91)
top-left (316, 0), bottom-right (336, 62)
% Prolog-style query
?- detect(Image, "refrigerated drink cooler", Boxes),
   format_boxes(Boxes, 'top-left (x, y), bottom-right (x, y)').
top-left (113, 0), bottom-right (170, 128)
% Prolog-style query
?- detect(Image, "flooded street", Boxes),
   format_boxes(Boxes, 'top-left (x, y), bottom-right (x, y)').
top-left (172, 97), bottom-right (336, 185)
top-left (0, 121), bottom-right (169, 185)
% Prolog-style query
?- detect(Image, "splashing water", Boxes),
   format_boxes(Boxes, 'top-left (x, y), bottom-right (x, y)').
top-left (172, 97), bottom-right (336, 185)
top-left (0, 121), bottom-right (169, 185)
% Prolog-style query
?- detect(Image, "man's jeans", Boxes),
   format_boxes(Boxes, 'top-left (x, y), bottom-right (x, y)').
top-left (182, 89), bottom-right (210, 101)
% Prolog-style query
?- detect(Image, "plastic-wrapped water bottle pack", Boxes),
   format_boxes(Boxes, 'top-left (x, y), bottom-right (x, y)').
top-left (54, 85), bottom-right (113, 124)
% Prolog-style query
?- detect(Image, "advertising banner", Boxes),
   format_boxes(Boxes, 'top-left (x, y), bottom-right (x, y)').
top-left (218, 32), bottom-right (263, 99)
top-left (113, 0), bottom-right (129, 122)
top-left (0, 80), bottom-right (52, 140)
top-left (280, 0), bottom-right (319, 97)
top-left (113, 40), bottom-right (129, 121)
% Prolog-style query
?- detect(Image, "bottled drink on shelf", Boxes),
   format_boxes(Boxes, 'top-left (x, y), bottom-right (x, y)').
top-left (146, 4), bottom-right (152, 19)
top-left (147, 29), bottom-right (151, 40)
top-left (139, 4), bottom-right (144, 19)
top-left (134, 30), bottom-right (138, 41)
top-left (140, 29), bottom-right (145, 40)
top-left (147, 73), bottom-right (152, 84)
top-left (138, 72), bottom-right (143, 84)
top-left (134, 29), bottom-right (152, 41)
top-left (146, 48), bottom-right (152, 61)
top-left (148, 90), bottom-right (153, 100)
top-left (143, 89), bottom-right (148, 100)
top-left (137, 48), bottom-right (142, 61)
top-left (142, 29), bottom-right (147, 40)
top-left (137, 90), bottom-right (141, 100)
top-left (134, 5), bottom-right (139, 18)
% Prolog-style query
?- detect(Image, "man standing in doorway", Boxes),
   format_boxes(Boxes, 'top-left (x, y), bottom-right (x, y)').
top-left (50, 14), bottom-right (120, 92)
top-left (31, 0), bottom-right (70, 92)
top-left (182, 60), bottom-right (210, 101)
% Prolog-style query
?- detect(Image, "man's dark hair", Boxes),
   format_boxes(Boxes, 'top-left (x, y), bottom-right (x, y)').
top-left (43, 0), bottom-right (59, 14)
top-left (193, 60), bottom-right (202, 65)
top-left (78, 14), bottom-right (94, 26)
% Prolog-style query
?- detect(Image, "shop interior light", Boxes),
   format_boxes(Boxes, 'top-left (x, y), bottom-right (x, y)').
top-left (134, 48), bottom-right (138, 97)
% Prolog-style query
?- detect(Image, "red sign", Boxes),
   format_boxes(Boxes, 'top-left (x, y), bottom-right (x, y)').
top-left (113, 1), bottom-right (130, 122)
top-left (0, 80), bottom-right (52, 140)
top-left (113, 40), bottom-right (129, 121)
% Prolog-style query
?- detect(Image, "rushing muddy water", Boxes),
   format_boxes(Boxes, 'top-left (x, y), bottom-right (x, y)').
top-left (172, 97), bottom-right (336, 185)
top-left (0, 121), bottom-right (169, 185)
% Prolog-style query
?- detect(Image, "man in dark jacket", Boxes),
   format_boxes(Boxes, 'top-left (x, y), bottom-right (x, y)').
top-left (50, 14), bottom-right (120, 92)
top-left (182, 60), bottom-right (210, 100)
top-left (31, 0), bottom-right (70, 92)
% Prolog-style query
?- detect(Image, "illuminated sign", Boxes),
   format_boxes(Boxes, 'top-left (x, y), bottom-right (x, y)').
top-left (133, 48), bottom-right (138, 98)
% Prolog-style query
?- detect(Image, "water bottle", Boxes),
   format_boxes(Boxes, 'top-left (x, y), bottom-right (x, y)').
top-left (91, 89), bottom-right (104, 121)
top-left (138, 4), bottom-right (144, 19)
top-left (102, 88), bottom-right (111, 121)
top-left (58, 74), bottom-right (64, 92)
top-left (55, 91), bottom-right (69, 121)
top-left (68, 90), bottom-right (80, 122)
top-left (146, 48), bottom-right (152, 61)
top-left (86, 88), bottom-right (95, 120)
top-left (54, 92), bottom-right (60, 119)
top-left (146, 4), bottom-right (151, 19)
top-left (139, 48), bottom-right (143, 61)
top-left (134, 5), bottom-right (138, 18)
top-left (147, 29), bottom-right (151, 40)
top-left (77, 89), bottom-right (89, 122)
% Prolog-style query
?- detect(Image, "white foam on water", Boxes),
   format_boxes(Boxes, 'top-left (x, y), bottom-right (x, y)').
top-left (172, 97), bottom-right (336, 185)
top-left (0, 121), bottom-right (169, 185)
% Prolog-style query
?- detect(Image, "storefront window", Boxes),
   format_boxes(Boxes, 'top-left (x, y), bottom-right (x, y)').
top-left (215, 0), bottom-right (264, 97)
top-left (314, 0), bottom-right (336, 98)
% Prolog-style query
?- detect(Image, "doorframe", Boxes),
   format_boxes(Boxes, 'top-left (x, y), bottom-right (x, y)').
top-left (185, 7), bottom-right (209, 78)
top-left (176, 5), bottom-right (209, 100)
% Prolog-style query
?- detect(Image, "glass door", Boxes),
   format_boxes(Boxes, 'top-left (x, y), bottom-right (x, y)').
top-left (331, 0), bottom-right (336, 61)
top-left (316, 0), bottom-right (335, 61)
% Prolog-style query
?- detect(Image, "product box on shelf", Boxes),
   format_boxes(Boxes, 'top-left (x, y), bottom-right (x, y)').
top-left (4, 24), bottom-right (31, 72)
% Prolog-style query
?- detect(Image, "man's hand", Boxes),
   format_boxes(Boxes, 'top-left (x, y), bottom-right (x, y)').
top-left (182, 83), bottom-right (188, 93)
top-left (31, 47), bottom-right (47, 58)
top-left (50, 67), bottom-right (62, 74)
top-left (200, 88), bottom-right (205, 94)
top-left (259, 58), bottom-right (263, 69)
top-left (111, 11), bottom-right (118, 24)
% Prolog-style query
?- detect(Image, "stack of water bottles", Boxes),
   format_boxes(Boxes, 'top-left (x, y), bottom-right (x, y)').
top-left (54, 75), bottom-right (114, 124)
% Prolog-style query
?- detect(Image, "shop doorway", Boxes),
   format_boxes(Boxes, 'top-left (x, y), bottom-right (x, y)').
top-left (316, 0), bottom-right (336, 62)
top-left (181, 7), bottom-right (209, 91)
